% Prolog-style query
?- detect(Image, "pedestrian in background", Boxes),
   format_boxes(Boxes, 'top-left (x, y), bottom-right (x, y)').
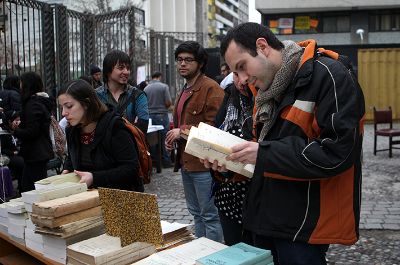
top-left (96, 50), bottom-right (149, 134)
top-left (144, 71), bottom-right (173, 168)
top-left (90, 64), bottom-right (102, 88)
top-left (209, 73), bottom-right (254, 246)
top-left (166, 41), bottom-right (224, 242)
top-left (11, 72), bottom-right (54, 192)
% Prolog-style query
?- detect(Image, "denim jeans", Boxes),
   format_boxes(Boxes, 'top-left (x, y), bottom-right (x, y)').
top-left (149, 113), bottom-right (171, 164)
top-left (181, 170), bottom-right (223, 242)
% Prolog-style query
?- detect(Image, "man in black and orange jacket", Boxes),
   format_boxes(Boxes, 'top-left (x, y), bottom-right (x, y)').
top-left (203, 22), bottom-right (365, 265)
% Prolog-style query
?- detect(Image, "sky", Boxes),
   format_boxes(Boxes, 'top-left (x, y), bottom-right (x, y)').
top-left (248, 0), bottom-right (261, 23)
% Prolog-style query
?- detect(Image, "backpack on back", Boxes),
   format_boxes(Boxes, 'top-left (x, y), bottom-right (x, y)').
top-left (120, 117), bottom-right (152, 184)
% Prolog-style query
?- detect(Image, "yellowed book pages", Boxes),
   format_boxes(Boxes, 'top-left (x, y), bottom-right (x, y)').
top-left (35, 216), bottom-right (104, 238)
top-left (22, 182), bottom-right (87, 204)
top-left (32, 190), bottom-right (99, 217)
top-left (31, 206), bottom-right (102, 228)
top-left (35, 173), bottom-right (81, 190)
top-left (67, 234), bottom-right (156, 265)
top-left (185, 122), bottom-right (255, 178)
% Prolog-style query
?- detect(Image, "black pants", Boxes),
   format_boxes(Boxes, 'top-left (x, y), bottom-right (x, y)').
top-left (219, 212), bottom-right (243, 246)
top-left (7, 155), bottom-right (24, 194)
top-left (20, 161), bottom-right (48, 193)
top-left (243, 230), bottom-right (329, 265)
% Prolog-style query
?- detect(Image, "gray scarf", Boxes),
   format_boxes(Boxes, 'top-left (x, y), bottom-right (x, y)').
top-left (255, 40), bottom-right (303, 142)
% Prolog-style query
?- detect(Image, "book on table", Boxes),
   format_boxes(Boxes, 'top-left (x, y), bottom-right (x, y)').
top-left (135, 237), bottom-right (228, 265)
top-left (21, 182), bottom-right (87, 205)
top-left (196, 242), bottom-right (273, 265)
top-left (67, 233), bottom-right (156, 265)
top-left (34, 172), bottom-right (81, 190)
top-left (184, 122), bottom-right (255, 178)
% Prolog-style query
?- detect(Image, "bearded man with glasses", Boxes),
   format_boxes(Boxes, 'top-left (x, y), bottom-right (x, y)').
top-left (165, 41), bottom-right (224, 242)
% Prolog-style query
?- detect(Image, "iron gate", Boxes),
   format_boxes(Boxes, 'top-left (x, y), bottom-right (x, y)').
top-left (0, 0), bottom-right (144, 95)
top-left (147, 31), bottom-right (203, 100)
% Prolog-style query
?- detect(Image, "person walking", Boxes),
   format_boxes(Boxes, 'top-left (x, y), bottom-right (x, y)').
top-left (144, 71), bottom-right (173, 168)
top-left (165, 41), bottom-right (224, 242)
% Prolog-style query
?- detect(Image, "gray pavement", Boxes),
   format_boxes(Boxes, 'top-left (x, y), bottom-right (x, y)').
top-left (145, 124), bottom-right (400, 264)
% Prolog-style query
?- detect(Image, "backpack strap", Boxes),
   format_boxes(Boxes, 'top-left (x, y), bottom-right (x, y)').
top-left (118, 87), bottom-right (144, 122)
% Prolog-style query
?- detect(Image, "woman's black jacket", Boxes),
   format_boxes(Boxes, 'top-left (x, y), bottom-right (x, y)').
top-left (13, 93), bottom-right (53, 163)
top-left (64, 110), bottom-right (144, 192)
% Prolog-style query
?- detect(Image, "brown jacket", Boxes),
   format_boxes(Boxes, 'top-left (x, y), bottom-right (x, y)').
top-left (173, 74), bottom-right (224, 172)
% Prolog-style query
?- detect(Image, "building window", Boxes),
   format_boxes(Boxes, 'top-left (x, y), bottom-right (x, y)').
top-left (263, 12), bottom-right (349, 34)
top-left (323, 16), bottom-right (350, 33)
top-left (369, 10), bottom-right (400, 31)
top-left (294, 15), bottom-right (320, 34)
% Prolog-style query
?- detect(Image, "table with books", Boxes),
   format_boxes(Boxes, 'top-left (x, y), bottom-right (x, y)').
top-left (0, 173), bottom-right (274, 265)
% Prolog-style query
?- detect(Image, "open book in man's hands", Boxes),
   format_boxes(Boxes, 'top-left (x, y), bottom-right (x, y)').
top-left (184, 122), bottom-right (255, 178)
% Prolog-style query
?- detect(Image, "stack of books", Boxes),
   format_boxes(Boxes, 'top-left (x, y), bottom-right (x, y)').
top-left (158, 220), bottom-right (194, 250)
top-left (0, 203), bottom-right (8, 233)
top-left (30, 190), bottom-right (104, 264)
top-left (196, 242), bottom-right (274, 265)
top-left (5, 198), bottom-right (28, 245)
top-left (20, 182), bottom-right (88, 256)
top-left (67, 234), bottom-right (156, 265)
top-left (31, 190), bottom-right (101, 228)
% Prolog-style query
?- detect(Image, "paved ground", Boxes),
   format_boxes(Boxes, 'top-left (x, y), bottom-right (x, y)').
top-left (145, 124), bottom-right (400, 264)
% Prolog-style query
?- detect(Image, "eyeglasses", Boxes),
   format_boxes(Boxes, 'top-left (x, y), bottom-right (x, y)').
top-left (176, 57), bottom-right (196, 64)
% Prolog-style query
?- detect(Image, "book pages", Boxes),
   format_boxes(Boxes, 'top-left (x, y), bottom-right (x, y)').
top-left (185, 122), bottom-right (255, 178)
top-left (134, 237), bottom-right (227, 265)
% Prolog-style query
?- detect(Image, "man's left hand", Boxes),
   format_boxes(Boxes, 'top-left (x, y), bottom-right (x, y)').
top-left (227, 141), bottom-right (259, 165)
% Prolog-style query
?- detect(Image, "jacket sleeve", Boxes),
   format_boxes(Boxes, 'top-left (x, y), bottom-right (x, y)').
top-left (92, 123), bottom-right (139, 189)
top-left (256, 59), bottom-right (364, 180)
top-left (10, 91), bottom-right (21, 112)
top-left (14, 101), bottom-right (49, 141)
top-left (134, 93), bottom-right (149, 134)
top-left (63, 127), bottom-right (73, 172)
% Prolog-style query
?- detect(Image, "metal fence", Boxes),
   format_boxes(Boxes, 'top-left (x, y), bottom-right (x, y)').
top-left (0, 0), bottom-right (145, 95)
top-left (147, 31), bottom-right (204, 100)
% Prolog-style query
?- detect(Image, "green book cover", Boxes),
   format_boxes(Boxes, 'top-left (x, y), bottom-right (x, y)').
top-left (196, 242), bottom-right (273, 265)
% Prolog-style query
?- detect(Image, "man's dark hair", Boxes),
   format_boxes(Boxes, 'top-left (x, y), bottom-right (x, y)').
top-left (220, 22), bottom-right (284, 58)
top-left (20, 72), bottom-right (44, 102)
top-left (151, 71), bottom-right (162, 79)
top-left (102, 50), bottom-right (130, 84)
top-left (174, 41), bottom-right (208, 73)
top-left (3, 75), bottom-right (20, 91)
top-left (220, 62), bottom-right (230, 71)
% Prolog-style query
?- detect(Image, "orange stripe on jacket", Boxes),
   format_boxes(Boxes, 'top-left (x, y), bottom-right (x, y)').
top-left (309, 166), bottom-right (357, 245)
top-left (317, 48), bottom-right (339, 60)
top-left (281, 106), bottom-right (318, 139)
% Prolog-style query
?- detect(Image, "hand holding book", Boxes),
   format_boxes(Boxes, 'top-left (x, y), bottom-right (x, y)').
top-left (185, 122), bottom-right (255, 178)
